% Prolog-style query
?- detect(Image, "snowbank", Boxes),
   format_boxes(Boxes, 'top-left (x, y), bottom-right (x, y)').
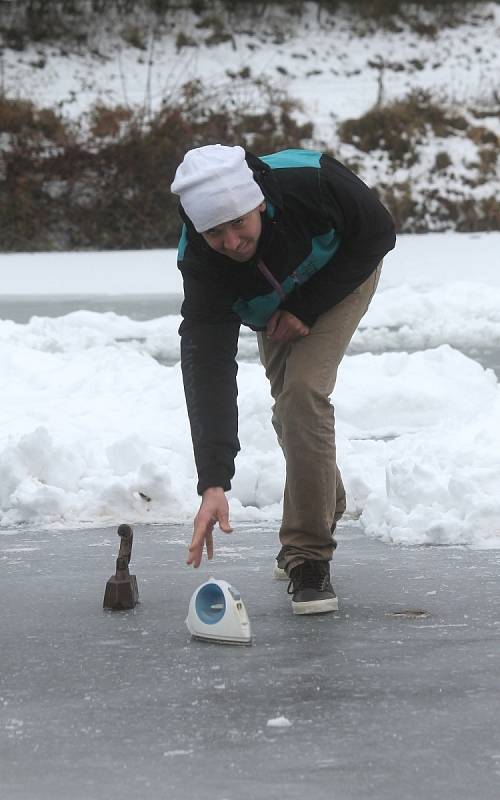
top-left (1, 233), bottom-right (499, 548)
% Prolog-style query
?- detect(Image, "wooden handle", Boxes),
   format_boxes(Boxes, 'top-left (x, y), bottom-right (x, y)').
top-left (117, 524), bottom-right (133, 564)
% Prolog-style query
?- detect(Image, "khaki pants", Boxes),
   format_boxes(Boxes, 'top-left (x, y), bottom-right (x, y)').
top-left (257, 262), bottom-right (382, 574)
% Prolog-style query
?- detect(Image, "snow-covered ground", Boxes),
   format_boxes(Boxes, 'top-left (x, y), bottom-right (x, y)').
top-left (1, 232), bottom-right (499, 548)
top-left (5, 3), bottom-right (499, 134)
top-left (3, 2), bottom-right (499, 231)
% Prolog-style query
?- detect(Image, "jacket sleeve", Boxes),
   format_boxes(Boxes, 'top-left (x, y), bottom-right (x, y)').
top-left (280, 159), bottom-right (396, 327)
top-left (179, 253), bottom-right (241, 495)
top-left (279, 237), bottom-right (392, 327)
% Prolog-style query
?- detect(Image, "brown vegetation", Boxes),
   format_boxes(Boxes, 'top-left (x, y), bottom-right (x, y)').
top-left (339, 90), bottom-right (469, 165)
top-left (338, 91), bottom-right (499, 232)
top-left (1, 3), bottom-right (497, 249)
top-left (0, 1), bottom-right (482, 48)
top-left (0, 79), bottom-right (313, 251)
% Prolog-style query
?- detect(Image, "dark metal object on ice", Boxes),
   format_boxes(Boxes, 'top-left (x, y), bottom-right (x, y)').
top-left (103, 524), bottom-right (139, 610)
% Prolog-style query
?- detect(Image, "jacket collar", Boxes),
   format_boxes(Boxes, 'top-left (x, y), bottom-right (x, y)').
top-left (245, 151), bottom-right (284, 210)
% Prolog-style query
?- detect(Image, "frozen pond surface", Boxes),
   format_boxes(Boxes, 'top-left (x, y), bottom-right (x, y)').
top-left (2, 522), bottom-right (499, 800)
top-left (0, 295), bottom-right (183, 324)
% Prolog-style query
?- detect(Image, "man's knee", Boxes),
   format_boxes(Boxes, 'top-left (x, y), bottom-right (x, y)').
top-left (276, 379), bottom-right (331, 421)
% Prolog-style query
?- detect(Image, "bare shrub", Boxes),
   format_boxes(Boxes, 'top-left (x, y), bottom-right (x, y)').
top-left (339, 90), bottom-right (468, 164)
top-left (175, 32), bottom-right (197, 50)
top-left (441, 195), bottom-right (500, 232)
top-left (121, 25), bottom-right (147, 50)
top-left (477, 147), bottom-right (499, 178)
top-left (0, 78), bottom-right (314, 251)
top-left (0, 95), bottom-right (70, 144)
top-left (379, 181), bottom-right (500, 234)
top-left (434, 151), bottom-right (452, 171)
top-left (89, 104), bottom-right (134, 139)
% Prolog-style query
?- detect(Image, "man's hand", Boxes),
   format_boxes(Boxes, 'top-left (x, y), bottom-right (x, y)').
top-left (266, 310), bottom-right (310, 343)
top-left (187, 487), bottom-right (233, 568)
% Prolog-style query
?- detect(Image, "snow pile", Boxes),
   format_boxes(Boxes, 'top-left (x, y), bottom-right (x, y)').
top-left (0, 339), bottom-right (192, 527)
top-left (353, 281), bottom-right (500, 353)
top-left (337, 347), bottom-right (500, 548)
top-left (0, 309), bottom-right (181, 363)
top-left (0, 234), bottom-right (499, 547)
top-left (1, 317), bottom-right (499, 548)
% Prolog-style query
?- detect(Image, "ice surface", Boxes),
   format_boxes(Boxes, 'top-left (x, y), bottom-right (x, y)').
top-left (1, 524), bottom-right (500, 800)
top-left (0, 234), bottom-right (499, 547)
top-left (0, 249), bottom-right (181, 295)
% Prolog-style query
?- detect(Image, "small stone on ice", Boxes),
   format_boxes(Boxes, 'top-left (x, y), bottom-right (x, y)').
top-left (267, 716), bottom-right (292, 728)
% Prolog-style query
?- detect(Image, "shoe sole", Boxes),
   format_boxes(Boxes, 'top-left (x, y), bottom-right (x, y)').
top-left (292, 597), bottom-right (339, 615)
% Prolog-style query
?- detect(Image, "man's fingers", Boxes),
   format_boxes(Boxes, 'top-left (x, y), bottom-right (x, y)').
top-left (219, 514), bottom-right (233, 533)
top-left (266, 311), bottom-right (280, 338)
top-left (187, 516), bottom-right (212, 567)
top-left (273, 316), bottom-right (292, 342)
top-left (278, 317), bottom-right (290, 339)
top-left (270, 314), bottom-right (310, 343)
top-left (187, 529), bottom-right (205, 566)
top-left (186, 511), bottom-right (232, 567)
top-left (186, 541), bottom-right (201, 567)
top-left (206, 530), bottom-right (214, 560)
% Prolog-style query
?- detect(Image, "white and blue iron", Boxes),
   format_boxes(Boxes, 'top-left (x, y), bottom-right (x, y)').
top-left (186, 578), bottom-right (252, 645)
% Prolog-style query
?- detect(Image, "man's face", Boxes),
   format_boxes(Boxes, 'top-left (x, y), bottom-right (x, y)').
top-left (201, 202), bottom-right (265, 262)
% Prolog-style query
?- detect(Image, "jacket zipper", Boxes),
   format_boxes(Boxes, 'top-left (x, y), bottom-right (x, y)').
top-left (256, 259), bottom-right (286, 301)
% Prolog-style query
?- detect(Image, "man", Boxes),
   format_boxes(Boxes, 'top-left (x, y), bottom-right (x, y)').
top-left (171, 144), bottom-right (395, 615)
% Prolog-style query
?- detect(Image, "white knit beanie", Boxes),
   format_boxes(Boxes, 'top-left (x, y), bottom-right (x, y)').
top-left (171, 144), bottom-right (265, 233)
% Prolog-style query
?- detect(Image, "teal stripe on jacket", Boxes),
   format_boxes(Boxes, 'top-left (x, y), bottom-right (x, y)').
top-left (232, 228), bottom-right (340, 329)
top-left (260, 149), bottom-right (322, 170)
top-left (178, 224), bottom-right (188, 260)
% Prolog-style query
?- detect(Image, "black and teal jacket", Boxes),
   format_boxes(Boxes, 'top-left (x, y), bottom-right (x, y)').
top-left (176, 149), bottom-right (396, 494)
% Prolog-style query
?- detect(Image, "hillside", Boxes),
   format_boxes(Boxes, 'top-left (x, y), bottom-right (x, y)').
top-left (1, 0), bottom-right (499, 249)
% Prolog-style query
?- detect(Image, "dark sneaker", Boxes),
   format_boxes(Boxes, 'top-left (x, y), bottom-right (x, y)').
top-left (287, 560), bottom-right (338, 615)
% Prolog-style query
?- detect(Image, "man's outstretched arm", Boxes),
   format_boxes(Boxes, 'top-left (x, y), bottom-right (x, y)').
top-left (179, 266), bottom-right (241, 566)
